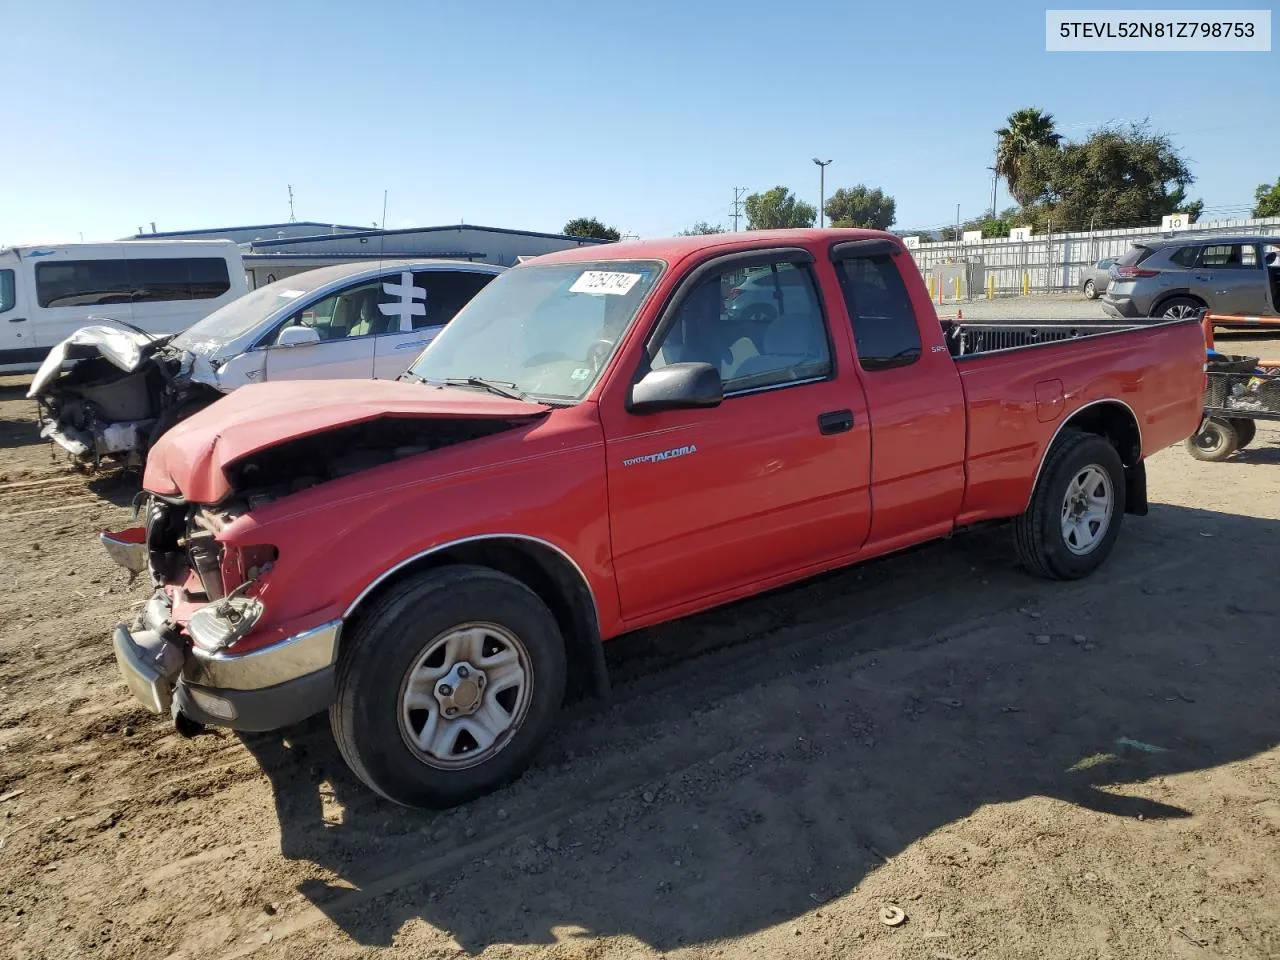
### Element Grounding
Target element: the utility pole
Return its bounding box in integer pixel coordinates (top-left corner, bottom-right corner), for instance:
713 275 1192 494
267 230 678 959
988 133 999 219
812 159 832 227
730 186 748 232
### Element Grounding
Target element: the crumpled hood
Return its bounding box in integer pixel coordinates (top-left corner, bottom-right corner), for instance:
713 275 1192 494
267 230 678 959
27 324 164 397
142 378 551 503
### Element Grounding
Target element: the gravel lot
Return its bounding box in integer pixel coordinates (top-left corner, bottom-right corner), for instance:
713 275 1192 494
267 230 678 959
2 313 1279 960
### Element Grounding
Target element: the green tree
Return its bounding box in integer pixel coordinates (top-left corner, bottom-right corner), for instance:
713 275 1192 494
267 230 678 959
1254 178 1280 218
1015 123 1200 231
996 107 1063 207
744 186 816 230
562 217 621 241
677 221 725 235
823 185 896 229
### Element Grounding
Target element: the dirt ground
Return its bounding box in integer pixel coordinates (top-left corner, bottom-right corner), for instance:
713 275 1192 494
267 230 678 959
2 321 1279 960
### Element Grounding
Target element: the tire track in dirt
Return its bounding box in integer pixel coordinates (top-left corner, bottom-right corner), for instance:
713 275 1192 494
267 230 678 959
208 539 1201 958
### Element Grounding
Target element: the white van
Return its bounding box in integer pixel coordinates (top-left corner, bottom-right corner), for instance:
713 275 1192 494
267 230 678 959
0 240 248 373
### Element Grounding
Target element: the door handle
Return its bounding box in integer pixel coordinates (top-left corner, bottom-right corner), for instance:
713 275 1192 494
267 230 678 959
817 409 854 435
1194 275 1210 282
8 317 25 323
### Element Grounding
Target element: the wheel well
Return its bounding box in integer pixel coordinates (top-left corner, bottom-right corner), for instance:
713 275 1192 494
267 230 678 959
1149 291 1205 316
1063 402 1141 465
1058 401 1147 515
344 539 608 704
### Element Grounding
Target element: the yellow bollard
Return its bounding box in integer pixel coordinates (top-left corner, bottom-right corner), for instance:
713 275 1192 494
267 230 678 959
987 275 995 300
1022 272 1030 296
928 275 936 300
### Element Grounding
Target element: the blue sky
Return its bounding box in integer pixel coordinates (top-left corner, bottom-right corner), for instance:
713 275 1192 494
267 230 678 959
4 0 1275 244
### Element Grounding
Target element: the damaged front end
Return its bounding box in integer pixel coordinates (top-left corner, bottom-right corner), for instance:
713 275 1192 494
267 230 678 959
104 408 537 733
28 325 219 469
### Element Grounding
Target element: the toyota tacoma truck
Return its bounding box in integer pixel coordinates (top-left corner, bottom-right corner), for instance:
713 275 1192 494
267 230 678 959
103 229 1206 809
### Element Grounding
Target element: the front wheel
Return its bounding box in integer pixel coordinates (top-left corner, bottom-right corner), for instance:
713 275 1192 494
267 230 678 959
330 565 567 808
1083 279 1097 299
1184 417 1239 462
1014 431 1126 580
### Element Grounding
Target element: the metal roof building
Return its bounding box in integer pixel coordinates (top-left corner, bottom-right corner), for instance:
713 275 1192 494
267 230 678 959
125 222 611 287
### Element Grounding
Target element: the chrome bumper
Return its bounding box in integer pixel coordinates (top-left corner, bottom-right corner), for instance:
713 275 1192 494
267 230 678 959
112 590 342 726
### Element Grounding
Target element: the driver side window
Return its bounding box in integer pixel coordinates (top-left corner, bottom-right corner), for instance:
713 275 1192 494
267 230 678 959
650 261 831 394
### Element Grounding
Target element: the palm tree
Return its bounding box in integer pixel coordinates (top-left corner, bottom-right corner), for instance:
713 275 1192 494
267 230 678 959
996 108 1062 206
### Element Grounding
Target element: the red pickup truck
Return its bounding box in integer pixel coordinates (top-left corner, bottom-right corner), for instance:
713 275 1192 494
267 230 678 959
105 229 1205 808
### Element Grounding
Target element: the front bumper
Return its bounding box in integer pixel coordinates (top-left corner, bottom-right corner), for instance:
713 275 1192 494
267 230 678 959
112 596 341 731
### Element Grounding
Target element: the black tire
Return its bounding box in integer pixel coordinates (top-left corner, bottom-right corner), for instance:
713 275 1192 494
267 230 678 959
330 565 567 809
1229 417 1257 449
1083 279 1097 299
1184 417 1239 462
1151 295 1206 321
1014 431 1126 581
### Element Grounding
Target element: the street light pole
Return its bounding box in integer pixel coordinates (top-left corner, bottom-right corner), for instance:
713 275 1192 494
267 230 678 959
812 158 832 227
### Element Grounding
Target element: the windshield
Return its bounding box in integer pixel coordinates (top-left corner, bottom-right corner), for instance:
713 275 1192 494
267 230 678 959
171 275 321 348
408 259 664 401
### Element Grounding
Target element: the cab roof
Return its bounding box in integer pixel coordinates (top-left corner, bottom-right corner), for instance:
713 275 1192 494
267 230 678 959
525 228 905 268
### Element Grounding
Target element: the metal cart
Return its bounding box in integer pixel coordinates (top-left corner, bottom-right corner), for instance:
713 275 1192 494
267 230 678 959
1186 356 1280 461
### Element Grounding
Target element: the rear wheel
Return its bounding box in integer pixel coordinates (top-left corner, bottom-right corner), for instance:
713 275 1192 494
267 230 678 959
1014 431 1126 580
330 565 566 809
1152 296 1205 321
1185 417 1240 462
1083 279 1097 299
1229 417 1257 449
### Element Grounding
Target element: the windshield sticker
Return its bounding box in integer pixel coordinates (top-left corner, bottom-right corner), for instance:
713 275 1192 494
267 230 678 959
569 271 642 296
570 366 592 381
380 271 428 331
276 289 305 300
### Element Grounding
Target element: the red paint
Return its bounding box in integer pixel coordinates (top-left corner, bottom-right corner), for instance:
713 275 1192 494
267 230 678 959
142 229 1207 655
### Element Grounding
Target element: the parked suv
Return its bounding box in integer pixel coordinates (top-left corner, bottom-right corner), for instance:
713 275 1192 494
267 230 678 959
1101 235 1280 324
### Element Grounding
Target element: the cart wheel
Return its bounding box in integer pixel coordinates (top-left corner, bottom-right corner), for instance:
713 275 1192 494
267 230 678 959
1228 418 1257 449
1185 418 1239 462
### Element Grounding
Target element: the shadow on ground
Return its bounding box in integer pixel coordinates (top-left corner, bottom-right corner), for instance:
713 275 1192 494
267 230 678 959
236 499 1280 953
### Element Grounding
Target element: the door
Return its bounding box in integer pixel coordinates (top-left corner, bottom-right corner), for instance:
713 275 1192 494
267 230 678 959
1191 242 1270 315
0 264 38 367
831 250 967 548
30 251 135 347
601 254 872 621
263 280 378 381
373 269 496 379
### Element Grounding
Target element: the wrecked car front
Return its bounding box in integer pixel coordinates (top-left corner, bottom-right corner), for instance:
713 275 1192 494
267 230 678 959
104 377 606 732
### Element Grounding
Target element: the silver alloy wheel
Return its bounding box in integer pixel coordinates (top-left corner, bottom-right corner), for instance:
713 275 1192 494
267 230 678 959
1083 279 1095 298
1162 303 1200 319
398 622 533 769
1060 465 1114 556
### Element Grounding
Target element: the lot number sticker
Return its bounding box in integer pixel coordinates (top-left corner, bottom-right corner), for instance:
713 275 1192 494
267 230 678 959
570 271 642 296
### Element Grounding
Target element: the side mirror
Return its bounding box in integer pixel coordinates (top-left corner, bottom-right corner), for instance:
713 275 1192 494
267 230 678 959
276 325 320 347
628 362 723 414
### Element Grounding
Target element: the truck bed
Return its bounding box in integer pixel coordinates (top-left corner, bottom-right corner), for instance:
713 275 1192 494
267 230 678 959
942 318 1149 358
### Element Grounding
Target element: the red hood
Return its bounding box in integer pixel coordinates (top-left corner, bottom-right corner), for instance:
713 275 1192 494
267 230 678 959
143 379 550 503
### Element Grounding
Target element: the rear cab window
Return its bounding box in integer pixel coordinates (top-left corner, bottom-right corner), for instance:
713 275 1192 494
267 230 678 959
833 254 921 371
